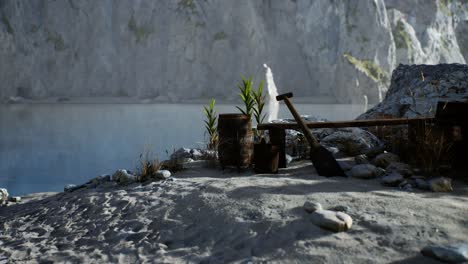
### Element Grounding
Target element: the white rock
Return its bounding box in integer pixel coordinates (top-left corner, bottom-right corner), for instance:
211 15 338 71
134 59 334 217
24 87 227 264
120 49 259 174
303 201 322 213
421 243 468 263
112 169 136 185
155 170 171 180
64 184 79 192
0 188 9 204
349 164 379 179
429 177 453 192
8 196 21 203
310 209 353 232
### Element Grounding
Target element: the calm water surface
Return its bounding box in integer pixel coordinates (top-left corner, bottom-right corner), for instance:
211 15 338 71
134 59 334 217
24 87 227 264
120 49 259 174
1 103 367 195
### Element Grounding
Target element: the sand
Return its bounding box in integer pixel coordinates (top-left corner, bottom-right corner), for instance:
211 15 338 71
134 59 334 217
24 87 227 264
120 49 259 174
1 161 467 263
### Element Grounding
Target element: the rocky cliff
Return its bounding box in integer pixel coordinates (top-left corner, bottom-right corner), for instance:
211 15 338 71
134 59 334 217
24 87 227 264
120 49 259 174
0 0 466 103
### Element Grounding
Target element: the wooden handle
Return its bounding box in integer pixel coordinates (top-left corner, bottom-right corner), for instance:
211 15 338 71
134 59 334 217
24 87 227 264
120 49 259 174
282 97 320 148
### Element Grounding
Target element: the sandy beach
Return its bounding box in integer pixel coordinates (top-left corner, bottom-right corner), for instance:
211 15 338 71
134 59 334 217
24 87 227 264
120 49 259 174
1 161 467 263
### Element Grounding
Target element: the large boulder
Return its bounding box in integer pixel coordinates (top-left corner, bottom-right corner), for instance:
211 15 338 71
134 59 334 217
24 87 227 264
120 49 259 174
359 64 468 120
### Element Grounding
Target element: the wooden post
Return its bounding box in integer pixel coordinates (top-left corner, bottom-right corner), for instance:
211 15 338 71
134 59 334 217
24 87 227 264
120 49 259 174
269 128 286 168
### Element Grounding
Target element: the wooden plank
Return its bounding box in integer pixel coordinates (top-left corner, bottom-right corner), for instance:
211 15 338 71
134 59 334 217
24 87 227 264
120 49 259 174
257 117 435 130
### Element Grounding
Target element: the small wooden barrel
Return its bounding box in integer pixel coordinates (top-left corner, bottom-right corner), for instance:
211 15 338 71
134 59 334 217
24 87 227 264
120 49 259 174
217 114 253 169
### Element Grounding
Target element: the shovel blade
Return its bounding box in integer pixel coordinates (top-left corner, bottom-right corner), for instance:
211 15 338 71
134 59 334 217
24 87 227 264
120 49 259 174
310 146 346 177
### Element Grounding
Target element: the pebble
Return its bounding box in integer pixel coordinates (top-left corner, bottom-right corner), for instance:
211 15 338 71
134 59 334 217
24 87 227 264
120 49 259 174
112 169 137 185
155 170 171 180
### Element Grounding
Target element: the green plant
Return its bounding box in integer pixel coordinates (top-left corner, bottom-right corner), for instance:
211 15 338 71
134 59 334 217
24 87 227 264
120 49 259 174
203 98 218 150
236 75 255 117
252 80 266 125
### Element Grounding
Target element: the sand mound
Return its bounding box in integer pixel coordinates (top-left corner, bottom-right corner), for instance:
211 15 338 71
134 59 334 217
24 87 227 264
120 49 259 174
1 161 467 263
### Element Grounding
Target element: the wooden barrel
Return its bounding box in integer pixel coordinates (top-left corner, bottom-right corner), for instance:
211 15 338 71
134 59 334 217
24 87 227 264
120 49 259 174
217 114 253 169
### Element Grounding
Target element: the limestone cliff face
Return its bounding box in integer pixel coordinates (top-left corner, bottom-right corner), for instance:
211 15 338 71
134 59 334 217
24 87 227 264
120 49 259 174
0 0 466 103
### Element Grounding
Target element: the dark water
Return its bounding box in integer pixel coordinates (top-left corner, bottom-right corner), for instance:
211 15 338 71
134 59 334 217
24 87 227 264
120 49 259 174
0 103 367 195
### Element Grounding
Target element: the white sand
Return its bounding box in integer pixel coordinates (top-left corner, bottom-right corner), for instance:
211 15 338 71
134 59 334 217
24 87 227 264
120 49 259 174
1 161 467 263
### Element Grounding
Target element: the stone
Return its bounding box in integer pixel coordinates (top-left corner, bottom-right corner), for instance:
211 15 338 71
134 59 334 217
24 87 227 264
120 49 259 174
303 201 322 213
421 243 468 263
385 162 413 177
87 174 111 187
337 160 354 171
373 152 400 168
381 172 404 186
170 148 193 161
0 188 9 204
8 196 21 203
64 184 80 192
359 64 468 121
354 154 369 164
365 145 385 159
375 167 386 177
155 170 171 180
330 205 350 213
310 209 353 232
428 177 453 192
321 128 382 156
349 164 380 179
414 178 430 191
112 169 136 185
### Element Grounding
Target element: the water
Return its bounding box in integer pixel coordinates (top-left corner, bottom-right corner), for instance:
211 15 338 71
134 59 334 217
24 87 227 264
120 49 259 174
264 64 279 122
1 103 367 195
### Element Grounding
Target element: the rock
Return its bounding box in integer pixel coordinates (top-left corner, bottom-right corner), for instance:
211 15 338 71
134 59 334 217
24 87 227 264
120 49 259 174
359 64 468 120
354 154 369 164
330 205 350 213
413 177 430 191
365 145 385 159
375 167 386 177
381 172 404 186
0 188 9 204
429 177 453 192
349 164 380 179
337 160 354 171
170 148 193 161
303 201 322 213
321 128 382 156
155 170 171 180
285 154 293 165
8 196 21 203
112 169 136 185
87 174 111 187
373 152 400 168
310 209 353 232
421 243 468 263
64 184 80 192
385 162 413 177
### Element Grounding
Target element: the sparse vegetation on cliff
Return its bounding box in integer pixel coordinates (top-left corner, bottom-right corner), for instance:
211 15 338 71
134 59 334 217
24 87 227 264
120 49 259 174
1 13 14 35
46 31 66 51
343 53 386 83
128 15 153 43
393 20 412 50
